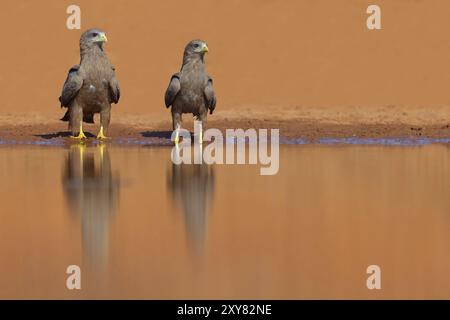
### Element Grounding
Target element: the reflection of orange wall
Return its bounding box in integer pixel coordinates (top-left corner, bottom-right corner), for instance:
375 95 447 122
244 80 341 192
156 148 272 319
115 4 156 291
0 148 82 299
106 146 450 299
0 0 449 116
2 146 450 299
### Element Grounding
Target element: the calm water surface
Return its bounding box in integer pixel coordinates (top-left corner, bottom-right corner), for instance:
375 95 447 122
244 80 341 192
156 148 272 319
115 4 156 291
1 143 450 299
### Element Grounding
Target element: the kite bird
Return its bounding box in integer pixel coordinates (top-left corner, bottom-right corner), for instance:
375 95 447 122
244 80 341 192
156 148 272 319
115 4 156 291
164 39 216 144
59 28 120 139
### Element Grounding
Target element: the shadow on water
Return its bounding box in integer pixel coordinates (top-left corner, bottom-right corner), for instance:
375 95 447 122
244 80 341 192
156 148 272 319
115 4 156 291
62 143 120 271
167 152 215 254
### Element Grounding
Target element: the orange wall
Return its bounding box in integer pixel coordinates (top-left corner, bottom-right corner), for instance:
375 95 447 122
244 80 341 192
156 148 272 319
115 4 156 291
0 0 448 116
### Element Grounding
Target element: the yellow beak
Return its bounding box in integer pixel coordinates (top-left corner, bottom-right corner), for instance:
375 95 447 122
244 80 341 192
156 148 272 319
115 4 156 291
201 44 209 53
100 34 108 42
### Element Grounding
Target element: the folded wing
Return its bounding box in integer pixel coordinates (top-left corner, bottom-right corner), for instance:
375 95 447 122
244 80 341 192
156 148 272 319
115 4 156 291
204 77 216 115
59 65 83 108
164 73 181 108
109 66 120 104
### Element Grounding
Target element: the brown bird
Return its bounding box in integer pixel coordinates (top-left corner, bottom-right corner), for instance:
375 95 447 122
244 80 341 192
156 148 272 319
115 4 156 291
164 40 216 143
59 28 120 139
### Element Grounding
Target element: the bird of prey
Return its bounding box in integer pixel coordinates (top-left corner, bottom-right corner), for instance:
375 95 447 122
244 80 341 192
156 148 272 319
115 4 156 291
59 28 120 139
164 39 216 144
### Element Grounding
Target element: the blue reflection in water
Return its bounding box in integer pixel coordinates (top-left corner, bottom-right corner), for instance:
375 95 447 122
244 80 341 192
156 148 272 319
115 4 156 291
1 136 450 147
280 137 450 146
316 137 450 146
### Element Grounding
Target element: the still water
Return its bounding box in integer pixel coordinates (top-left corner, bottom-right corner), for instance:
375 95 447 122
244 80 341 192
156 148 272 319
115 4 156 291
1 143 450 299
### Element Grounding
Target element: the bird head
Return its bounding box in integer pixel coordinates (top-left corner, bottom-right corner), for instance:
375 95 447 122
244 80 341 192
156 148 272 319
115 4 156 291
80 28 108 51
184 40 209 60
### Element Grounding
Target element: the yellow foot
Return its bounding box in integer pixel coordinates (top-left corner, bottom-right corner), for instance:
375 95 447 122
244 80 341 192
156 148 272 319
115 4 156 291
71 124 87 139
97 127 109 140
71 131 87 139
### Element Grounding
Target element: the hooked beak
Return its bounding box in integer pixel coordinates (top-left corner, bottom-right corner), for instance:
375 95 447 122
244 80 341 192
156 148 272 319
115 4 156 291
201 44 209 53
99 33 108 42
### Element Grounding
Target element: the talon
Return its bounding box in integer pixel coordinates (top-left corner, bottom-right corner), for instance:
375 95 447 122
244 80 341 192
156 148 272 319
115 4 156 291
97 126 109 140
71 125 87 139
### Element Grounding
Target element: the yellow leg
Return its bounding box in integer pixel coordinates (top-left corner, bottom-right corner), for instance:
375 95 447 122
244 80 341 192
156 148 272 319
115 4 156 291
174 128 180 144
97 126 108 140
72 123 87 139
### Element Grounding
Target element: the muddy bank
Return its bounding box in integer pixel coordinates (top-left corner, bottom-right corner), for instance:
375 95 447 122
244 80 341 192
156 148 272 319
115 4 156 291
1 106 450 145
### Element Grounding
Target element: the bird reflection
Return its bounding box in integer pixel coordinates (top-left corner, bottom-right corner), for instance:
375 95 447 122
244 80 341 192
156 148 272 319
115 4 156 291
168 147 215 253
62 143 120 271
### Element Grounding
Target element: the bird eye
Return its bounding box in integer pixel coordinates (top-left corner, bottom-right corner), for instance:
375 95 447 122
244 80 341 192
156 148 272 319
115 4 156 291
194 43 200 48
91 33 98 37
